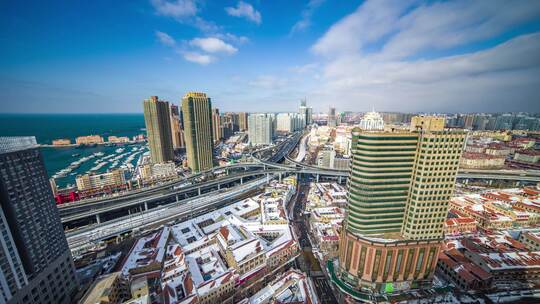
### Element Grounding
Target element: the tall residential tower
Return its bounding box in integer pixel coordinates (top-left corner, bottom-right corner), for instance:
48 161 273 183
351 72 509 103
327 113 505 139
181 92 214 172
143 96 174 163
0 137 79 303
298 99 313 126
248 114 274 145
211 108 222 143
169 104 185 149
238 112 249 131
335 116 466 296
328 106 337 127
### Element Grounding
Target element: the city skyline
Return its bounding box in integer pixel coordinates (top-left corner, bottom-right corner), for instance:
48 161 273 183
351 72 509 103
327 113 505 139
1 0 540 114
2 2 540 303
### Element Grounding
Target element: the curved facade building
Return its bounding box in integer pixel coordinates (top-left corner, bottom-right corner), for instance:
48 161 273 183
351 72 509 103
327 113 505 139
335 117 467 296
346 130 418 235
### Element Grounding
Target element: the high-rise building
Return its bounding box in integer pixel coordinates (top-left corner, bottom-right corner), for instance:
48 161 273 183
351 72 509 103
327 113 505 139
212 108 222 143
336 117 466 295
169 104 185 149
473 115 489 130
143 96 174 164
181 92 214 172
298 99 313 126
220 120 234 140
0 137 79 303
276 113 305 133
238 112 249 131
494 114 515 130
328 106 337 127
223 113 240 132
463 114 475 129
248 114 274 145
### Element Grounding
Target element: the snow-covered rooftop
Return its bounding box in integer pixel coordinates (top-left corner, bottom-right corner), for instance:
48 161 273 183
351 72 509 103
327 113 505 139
247 269 319 304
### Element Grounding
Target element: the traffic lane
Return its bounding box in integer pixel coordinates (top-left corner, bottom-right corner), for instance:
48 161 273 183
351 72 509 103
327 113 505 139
314 277 338 304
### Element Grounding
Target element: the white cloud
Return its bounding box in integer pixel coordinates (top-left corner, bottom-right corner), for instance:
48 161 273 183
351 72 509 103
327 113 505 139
313 0 540 59
193 16 221 33
248 75 288 89
190 37 238 55
225 1 262 25
155 31 176 47
150 0 198 19
182 52 215 65
150 0 246 65
150 0 220 33
216 33 249 45
290 63 319 74
291 0 325 34
322 33 540 86
378 0 540 60
306 0 540 112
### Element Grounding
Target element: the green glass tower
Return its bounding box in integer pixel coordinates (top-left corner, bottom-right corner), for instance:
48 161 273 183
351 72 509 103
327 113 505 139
181 92 214 172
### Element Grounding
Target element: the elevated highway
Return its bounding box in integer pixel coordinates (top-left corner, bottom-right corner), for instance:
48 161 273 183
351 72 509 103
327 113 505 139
60 160 540 229
60 170 279 224
67 177 269 255
60 132 540 230
63 131 540 254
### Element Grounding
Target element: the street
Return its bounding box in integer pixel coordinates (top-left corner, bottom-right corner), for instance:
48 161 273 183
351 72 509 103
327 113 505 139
291 179 338 304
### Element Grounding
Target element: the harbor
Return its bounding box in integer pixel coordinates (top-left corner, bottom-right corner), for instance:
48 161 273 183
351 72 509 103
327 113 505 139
39 138 146 148
43 143 148 188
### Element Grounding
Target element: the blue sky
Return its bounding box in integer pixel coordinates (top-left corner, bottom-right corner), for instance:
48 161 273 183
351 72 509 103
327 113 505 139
1 0 540 113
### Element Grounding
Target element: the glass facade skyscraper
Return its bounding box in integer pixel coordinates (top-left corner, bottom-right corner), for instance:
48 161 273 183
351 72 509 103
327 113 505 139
0 137 78 304
336 117 466 294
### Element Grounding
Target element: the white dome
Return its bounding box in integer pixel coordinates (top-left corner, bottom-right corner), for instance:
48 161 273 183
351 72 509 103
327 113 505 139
359 111 384 130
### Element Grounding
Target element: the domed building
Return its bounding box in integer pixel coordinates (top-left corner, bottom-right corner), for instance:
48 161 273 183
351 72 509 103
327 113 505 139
359 111 385 130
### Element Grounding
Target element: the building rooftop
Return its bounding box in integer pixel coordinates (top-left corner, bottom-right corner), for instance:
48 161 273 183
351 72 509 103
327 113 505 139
121 227 170 276
516 149 540 156
462 152 505 159
0 136 37 153
122 179 299 303
479 251 540 270
80 272 122 304
245 269 319 304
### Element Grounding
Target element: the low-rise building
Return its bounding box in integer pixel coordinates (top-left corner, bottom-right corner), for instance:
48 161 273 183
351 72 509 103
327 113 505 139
139 162 177 183
439 231 540 291
519 231 540 251
514 149 540 164
240 269 319 304
108 135 130 143
444 217 478 235
52 138 71 146
484 143 513 156
76 134 104 145
76 169 126 192
306 183 346 261
437 249 492 291
121 227 170 276
80 272 129 304
460 152 506 169
120 179 300 303
449 187 540 230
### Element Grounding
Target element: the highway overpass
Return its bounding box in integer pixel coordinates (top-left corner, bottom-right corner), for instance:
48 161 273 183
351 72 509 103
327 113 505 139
66 177 270 255
59 132 540 231
62 131 540 254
